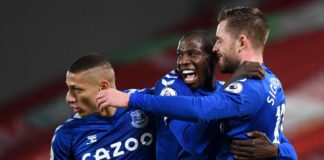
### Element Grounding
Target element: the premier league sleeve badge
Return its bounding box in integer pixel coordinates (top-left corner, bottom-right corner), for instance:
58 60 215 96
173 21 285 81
160 87 177 96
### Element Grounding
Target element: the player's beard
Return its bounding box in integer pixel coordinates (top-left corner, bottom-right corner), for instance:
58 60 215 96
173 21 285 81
220 51 240 74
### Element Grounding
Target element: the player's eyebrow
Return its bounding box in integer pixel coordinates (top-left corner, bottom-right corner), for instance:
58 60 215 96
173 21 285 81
68 84 79 90
188 48 201 53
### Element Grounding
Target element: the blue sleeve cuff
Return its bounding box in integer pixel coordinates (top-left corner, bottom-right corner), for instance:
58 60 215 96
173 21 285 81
277 143 297 160
277 144 285 159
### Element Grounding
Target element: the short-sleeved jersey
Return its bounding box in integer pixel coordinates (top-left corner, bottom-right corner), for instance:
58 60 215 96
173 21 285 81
51 89 156 160
129 64 297 159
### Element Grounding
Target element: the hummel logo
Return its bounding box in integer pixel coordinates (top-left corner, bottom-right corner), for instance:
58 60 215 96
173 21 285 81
86 134 97 145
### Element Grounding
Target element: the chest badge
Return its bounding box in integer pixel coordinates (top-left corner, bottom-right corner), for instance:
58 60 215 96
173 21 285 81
130 110 149 128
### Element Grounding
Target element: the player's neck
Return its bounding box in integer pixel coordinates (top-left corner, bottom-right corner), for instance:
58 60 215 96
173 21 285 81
200 76 216 91
98 107 117 117
241 50 263 64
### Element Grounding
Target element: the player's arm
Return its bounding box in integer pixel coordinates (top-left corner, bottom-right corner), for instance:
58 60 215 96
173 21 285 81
96 79 265 122
96 62 265 122
231 131 297 160
127 79 265 122
50 127 72 160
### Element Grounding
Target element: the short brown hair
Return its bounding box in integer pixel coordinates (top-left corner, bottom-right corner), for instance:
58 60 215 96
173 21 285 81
218 7 269 49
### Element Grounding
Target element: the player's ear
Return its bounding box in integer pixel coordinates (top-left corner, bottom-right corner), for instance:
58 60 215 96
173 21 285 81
238 34 248 53
99 80 110 90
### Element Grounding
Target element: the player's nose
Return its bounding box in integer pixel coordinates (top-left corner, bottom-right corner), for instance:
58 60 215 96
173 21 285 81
212 44 219 54
66 91 76 103
178 54 190 65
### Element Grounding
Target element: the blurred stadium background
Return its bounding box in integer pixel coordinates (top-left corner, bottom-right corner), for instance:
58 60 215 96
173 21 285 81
1 0 324 159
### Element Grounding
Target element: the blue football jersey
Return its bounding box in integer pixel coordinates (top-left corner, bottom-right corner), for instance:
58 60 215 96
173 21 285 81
153 70 192 160
154 70 223 159
129 64 297 159
51 89 156 160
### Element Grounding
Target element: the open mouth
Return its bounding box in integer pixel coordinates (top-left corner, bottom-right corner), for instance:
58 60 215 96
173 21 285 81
181 69 197 84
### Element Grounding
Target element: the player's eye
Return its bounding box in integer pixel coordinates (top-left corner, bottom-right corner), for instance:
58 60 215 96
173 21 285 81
177 52 183 58
189 51 200 57
70 87 83 94
75 88 83 94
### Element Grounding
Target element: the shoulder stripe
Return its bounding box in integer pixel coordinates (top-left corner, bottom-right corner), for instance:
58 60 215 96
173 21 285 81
218 81 225 85
238 78 247 82
170 70 176 74
54 125 64 133
162 79 175 86
165 74 178 79
127 89 138 93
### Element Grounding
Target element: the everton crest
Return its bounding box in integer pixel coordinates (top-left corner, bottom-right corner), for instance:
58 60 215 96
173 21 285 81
130 110 149 128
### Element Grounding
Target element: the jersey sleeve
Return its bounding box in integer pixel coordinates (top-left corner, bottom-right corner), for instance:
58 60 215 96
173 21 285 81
50 126 72 160
276 133 297 160
129 79 265 122
154 70 219 155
